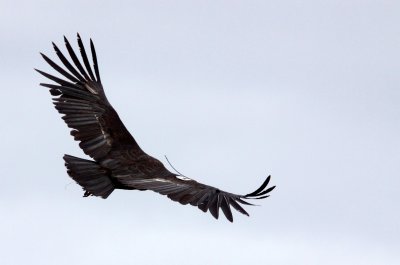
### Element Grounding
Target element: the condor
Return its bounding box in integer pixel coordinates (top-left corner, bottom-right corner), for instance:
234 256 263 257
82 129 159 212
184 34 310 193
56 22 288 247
36 34 275 222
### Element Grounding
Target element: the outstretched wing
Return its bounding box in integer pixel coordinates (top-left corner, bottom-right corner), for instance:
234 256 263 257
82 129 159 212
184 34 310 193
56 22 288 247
36 34 143 161
116 174 275 222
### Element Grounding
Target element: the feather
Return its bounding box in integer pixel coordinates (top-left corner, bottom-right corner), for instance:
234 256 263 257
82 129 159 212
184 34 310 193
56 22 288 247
207 195 219 219
77 33 96 81
198 201 209 213
41 83 96 101
64 36 90 80
90 38 101 83
254 195 270 199
244 175 271 197
252 185 276 197
40 53 79 83
167 187 193 202
236 198 255 206
220 195 233 222
35 69 75 87
52 42 86 82
229 198 249 216
187 190 208 206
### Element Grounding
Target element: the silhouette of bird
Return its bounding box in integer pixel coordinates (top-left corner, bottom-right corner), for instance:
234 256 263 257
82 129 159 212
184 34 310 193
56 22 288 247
36 34 276 222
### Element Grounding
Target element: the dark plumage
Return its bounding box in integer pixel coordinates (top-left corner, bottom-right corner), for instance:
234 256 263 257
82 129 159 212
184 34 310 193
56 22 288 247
36 34 276 222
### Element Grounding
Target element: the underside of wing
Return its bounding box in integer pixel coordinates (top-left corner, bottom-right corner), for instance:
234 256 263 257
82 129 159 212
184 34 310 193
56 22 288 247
36 34 142 161
116 174 276 222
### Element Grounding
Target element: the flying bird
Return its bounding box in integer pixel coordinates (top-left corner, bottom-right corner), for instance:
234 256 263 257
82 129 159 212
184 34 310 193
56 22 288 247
36 34 276 222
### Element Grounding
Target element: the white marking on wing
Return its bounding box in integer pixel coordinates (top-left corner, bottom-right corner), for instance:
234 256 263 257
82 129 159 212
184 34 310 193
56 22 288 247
176 175 192 181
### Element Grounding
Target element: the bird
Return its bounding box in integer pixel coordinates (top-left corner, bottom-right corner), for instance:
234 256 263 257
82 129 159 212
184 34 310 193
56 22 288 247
35 34 276 222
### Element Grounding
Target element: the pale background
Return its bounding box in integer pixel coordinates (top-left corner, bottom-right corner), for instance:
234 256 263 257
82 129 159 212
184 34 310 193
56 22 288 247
0 1 399 264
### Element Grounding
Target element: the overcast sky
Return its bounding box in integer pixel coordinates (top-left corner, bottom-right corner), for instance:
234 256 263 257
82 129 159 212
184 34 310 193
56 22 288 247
1 0 399 264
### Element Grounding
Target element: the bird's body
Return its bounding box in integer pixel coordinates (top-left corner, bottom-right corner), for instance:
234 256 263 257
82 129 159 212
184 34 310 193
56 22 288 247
36 34 275 222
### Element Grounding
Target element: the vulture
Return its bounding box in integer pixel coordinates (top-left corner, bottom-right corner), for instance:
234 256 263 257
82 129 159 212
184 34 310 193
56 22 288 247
36 34 276 222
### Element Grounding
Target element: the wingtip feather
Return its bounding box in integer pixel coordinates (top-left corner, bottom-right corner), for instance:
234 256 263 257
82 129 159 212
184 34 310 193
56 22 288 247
243 175 275 199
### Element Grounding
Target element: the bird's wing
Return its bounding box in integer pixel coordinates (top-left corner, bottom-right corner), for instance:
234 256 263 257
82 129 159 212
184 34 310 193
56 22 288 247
116 173 275 222
36 34 144 161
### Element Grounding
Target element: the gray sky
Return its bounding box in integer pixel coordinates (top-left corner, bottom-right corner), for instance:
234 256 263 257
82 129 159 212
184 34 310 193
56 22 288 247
1 0 399 264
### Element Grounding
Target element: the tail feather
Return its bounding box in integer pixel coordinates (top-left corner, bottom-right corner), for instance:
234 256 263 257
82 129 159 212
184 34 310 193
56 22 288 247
64 154 114 198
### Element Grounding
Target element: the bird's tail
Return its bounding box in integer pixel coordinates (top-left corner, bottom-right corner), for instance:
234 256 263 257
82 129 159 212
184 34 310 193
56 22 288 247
63 154 114 199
